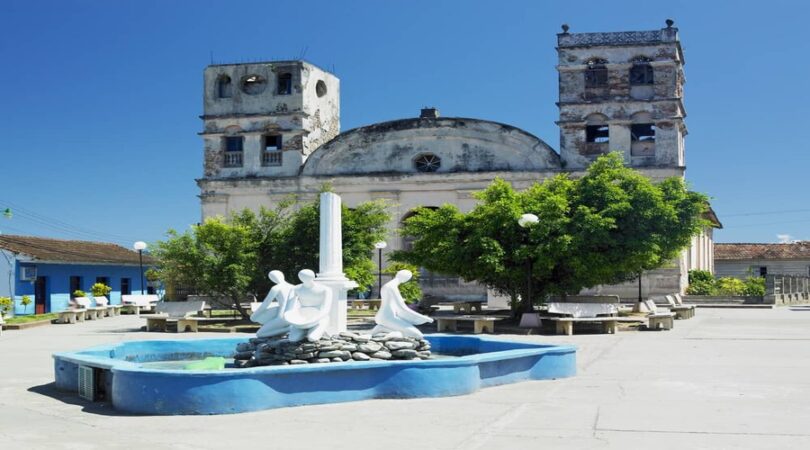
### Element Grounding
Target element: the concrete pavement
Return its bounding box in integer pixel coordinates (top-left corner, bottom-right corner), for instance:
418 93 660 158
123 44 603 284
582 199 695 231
1 307 809 449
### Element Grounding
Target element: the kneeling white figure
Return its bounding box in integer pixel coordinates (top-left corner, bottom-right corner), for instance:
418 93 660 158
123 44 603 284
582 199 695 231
372 269 433 339
284 269 332 342
251 270 294 338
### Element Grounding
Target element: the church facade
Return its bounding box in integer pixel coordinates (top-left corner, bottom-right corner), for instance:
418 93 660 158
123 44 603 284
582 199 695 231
196 22 718 301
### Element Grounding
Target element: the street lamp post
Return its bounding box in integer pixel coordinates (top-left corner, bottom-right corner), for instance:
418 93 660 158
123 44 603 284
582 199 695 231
374 241 387 299
518 214 539 314
133 241 147 295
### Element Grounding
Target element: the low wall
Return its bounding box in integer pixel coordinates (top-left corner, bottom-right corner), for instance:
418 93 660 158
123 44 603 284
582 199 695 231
764 275 810 305
683 295 764 305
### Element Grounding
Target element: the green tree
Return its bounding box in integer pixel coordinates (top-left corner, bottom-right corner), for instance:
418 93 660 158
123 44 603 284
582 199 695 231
394 152 708 313
20 295 31 314
152 217 256 318
153 195 390 317
383 262 423 304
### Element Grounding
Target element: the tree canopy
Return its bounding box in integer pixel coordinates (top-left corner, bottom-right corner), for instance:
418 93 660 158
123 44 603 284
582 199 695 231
152 196 390 318
393 152 709 312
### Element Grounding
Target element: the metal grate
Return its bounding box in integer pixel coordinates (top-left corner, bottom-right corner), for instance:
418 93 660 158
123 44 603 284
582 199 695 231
78 365 96 401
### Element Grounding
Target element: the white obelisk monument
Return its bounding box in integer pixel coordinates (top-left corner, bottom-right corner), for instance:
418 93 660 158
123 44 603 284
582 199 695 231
316 192 358 335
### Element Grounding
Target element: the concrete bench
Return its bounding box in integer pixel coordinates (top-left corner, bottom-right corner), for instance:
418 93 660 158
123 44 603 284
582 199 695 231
350 299 381 310
661 295 695 319
121 294 160 314
436 315 504 334
57 309 83 324
145 300 207 333
541 302 622 335
643 299 675 330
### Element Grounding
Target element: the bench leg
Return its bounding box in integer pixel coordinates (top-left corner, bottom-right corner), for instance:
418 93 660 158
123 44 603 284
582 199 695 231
474 321 484 334
555 321 572 335
69 314 77 324
437 320 447 332
603 321 616 334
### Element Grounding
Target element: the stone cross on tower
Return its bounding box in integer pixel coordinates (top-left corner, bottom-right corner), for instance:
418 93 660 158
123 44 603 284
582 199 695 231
315 192 358 334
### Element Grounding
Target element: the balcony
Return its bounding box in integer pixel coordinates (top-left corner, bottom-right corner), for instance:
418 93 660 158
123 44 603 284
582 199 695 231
223 151 243 168
262 151 282 167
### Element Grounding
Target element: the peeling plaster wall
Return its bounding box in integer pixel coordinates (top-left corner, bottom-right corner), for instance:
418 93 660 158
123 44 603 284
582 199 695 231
557 26 686 171
201 61 339 180
302 118 561 176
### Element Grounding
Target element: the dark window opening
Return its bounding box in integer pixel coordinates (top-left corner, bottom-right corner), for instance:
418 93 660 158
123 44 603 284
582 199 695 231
262 135 283 166
630 63 654 85
315 80 327 97
414 153 441 172
631 124 655 142
754 266 767 277
146 285 156 295
586 125 609 143
217 76 232 98
584 59 608 88
96 276 109 286
121 278 131 296
70 276 82 296
241 75 267 95
277 73 292 95
225 136 243 152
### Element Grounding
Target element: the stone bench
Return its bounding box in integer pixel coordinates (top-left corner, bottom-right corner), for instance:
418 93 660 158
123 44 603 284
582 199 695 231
435 315 504 334
145 300 207 333
642 299 675 330
57 309 84 324
545 316 620 335
350 300 381 310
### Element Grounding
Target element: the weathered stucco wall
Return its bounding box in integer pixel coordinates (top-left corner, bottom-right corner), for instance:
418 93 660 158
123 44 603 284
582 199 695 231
302 117 561 176
715 260 810 279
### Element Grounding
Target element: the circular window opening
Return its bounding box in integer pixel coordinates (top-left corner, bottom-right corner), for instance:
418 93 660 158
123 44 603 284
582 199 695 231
315 80 327 98
414 153 441 172
241 75 267 95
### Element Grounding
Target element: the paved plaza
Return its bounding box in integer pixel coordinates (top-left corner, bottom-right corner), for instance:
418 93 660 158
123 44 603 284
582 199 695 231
1 307 809 449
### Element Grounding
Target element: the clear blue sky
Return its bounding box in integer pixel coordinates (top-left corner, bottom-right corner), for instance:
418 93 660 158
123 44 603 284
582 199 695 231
1 0 809 247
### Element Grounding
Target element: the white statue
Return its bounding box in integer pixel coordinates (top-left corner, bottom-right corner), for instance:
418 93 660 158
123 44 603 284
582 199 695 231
284 269 333 342
372 270 433 339
251 270 294 338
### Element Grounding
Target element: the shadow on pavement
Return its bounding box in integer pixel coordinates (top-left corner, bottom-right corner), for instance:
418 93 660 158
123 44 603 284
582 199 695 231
27 382 130 417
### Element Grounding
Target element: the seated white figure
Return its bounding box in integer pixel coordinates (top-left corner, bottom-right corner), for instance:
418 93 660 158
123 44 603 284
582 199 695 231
251 270 294 338
372 270 433 339
283 269 332 342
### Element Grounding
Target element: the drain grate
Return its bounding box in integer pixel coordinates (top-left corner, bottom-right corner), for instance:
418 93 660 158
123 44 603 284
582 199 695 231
78 365 96 401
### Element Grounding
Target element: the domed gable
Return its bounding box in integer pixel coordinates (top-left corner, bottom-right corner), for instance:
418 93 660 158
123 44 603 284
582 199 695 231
301 117 561 176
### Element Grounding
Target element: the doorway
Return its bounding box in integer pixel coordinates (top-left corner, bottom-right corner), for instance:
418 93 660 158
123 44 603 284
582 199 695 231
34 276 48 314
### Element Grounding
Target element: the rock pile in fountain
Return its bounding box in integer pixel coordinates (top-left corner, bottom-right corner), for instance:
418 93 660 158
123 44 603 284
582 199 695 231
234 331 431 367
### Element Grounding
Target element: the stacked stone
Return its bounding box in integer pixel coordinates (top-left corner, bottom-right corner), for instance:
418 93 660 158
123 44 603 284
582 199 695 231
234 331 431 367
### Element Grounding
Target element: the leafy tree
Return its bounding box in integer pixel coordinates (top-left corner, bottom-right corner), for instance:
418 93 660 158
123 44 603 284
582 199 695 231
153 217 256 318
383 262 423 304
0 296 11 316
153 195 390 318
394 152 708 313
20 295 31 314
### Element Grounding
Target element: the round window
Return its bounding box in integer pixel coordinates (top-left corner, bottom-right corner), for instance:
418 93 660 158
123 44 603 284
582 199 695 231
315 80 327 97
241 75 267 95
414 153 441 172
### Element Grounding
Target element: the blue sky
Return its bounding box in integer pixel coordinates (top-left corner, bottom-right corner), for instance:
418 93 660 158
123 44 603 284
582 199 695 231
1 0 809 247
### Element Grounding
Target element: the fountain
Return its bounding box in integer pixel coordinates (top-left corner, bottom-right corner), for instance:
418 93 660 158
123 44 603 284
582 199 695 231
52 193 576 415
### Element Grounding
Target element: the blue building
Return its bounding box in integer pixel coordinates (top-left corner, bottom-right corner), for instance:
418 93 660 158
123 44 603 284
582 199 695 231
0 235 154 315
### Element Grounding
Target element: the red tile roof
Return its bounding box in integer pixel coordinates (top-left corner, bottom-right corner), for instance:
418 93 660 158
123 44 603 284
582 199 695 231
715 242 810 261
0 234 152 265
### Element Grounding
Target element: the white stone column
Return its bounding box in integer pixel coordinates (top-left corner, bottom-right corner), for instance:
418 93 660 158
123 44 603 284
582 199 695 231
315 192 358 335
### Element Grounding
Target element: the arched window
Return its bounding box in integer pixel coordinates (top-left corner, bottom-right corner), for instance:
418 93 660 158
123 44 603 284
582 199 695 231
630 112 656 159
584 58 608 88
217 75 232 98
629 57 654 85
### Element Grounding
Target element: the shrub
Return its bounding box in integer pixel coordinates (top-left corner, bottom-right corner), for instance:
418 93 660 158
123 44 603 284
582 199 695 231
90 283 112 297
686 270 716 295
73 290 86 298
0 296 12 315
742 276 766 296
20 295 32 313
715 277 746 296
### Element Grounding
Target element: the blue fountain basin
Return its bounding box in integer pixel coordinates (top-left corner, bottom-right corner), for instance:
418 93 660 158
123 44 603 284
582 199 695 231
53 334 576 415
